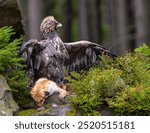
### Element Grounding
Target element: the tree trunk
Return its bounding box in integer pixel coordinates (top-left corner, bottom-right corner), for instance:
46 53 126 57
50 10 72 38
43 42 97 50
63 0 72 42
78 0 89 40
115 0 129 54
134 0 150 47
88 0 101 43
103 0 117 53
28 0 43 40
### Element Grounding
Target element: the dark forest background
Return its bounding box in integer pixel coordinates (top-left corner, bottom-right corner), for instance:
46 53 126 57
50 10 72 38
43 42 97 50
18 0 150 55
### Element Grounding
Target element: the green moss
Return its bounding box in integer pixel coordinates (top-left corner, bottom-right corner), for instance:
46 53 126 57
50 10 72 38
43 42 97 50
66 105 77 116
18 108 51 116
18 109 38 116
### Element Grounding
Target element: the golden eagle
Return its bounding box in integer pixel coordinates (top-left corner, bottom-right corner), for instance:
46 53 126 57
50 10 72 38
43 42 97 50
20 16 116 86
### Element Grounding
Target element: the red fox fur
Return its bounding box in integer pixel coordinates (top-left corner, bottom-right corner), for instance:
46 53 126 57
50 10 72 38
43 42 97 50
30 78 69 107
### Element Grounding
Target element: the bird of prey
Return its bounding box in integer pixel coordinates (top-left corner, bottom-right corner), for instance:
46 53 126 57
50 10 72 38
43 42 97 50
20 16 116 87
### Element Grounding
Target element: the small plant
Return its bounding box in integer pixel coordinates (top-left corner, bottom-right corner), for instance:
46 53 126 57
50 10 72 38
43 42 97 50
134 44 150 57
134 44 150 70
66 68 123 115
115 53 150 87
66 44 150 115
0 26 29 107
108 86 150 115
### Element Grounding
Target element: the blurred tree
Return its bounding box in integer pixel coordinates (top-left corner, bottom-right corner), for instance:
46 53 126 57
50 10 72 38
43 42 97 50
115 0 129 54
63 0 72 42
134 0 150 46
78 0 89 40
28 0 44 40
18 0 150 55
88 0 101 43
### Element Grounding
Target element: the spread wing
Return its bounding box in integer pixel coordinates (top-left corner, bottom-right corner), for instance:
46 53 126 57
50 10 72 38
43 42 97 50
64 41 117 72
20 39 65 84
20 39 47 71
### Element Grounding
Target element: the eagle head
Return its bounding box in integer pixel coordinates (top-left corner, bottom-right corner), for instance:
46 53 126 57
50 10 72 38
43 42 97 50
40 16 62 37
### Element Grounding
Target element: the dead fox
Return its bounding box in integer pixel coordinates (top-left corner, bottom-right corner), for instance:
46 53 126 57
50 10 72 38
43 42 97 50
30 78 69 107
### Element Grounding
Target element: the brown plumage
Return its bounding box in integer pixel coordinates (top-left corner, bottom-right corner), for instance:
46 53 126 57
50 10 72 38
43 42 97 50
20 16 117 87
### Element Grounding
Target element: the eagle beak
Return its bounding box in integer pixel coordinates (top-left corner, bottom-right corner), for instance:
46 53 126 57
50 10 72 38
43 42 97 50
56 23 62 31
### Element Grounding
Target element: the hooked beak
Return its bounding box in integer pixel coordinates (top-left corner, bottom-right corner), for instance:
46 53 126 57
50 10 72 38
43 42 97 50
56 23 62 31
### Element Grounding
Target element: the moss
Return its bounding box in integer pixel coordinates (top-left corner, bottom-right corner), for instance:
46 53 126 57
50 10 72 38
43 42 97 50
18 104 51 116
18 109 38 116
66 105 77 116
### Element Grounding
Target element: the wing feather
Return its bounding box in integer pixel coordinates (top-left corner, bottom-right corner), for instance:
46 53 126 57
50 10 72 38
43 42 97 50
64 41 117 72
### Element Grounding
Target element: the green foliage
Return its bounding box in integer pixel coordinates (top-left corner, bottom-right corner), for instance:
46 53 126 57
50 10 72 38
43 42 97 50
108 86 150 115
134 44 150 57
115 54 150 87
66 44 150 115
106 44 150 115
0 26 29 107
66 68 122 115
134 44 150 70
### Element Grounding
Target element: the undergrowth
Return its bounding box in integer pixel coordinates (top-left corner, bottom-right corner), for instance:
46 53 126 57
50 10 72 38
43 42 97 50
66 44 150 115
0 26 30 108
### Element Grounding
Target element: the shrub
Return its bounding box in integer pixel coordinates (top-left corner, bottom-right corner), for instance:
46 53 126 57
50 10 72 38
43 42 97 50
134 44 150 70
66 68 123 115
0 26 29 107
108 86 150 115
66 44 150 115
134 44 150 57
115 53 150 87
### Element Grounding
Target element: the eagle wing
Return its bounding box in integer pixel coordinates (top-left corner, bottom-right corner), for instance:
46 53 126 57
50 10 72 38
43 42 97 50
64 41 117 72
20 39 47 70
20 39 65 83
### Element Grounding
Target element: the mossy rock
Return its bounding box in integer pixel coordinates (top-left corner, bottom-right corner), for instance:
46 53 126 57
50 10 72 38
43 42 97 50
18 103 71 116
18 109 38 116
0 74 19 116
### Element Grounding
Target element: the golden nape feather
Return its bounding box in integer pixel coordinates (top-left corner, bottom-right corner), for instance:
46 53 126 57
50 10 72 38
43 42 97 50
40 16 62 38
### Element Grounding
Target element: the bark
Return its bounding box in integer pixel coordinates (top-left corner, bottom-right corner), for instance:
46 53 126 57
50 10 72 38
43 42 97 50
115 0 129 54
88 0 101 43
78 0 89 40
105 0 118 53
63 0 72 42
134 0 150 47
28 0 43 40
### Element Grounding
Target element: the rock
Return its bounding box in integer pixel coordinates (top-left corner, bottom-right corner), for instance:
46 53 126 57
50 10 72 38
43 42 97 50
0 75 19 116
18 104 71 116
0 0 24 38
18 93 72 116
39 93 71 116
